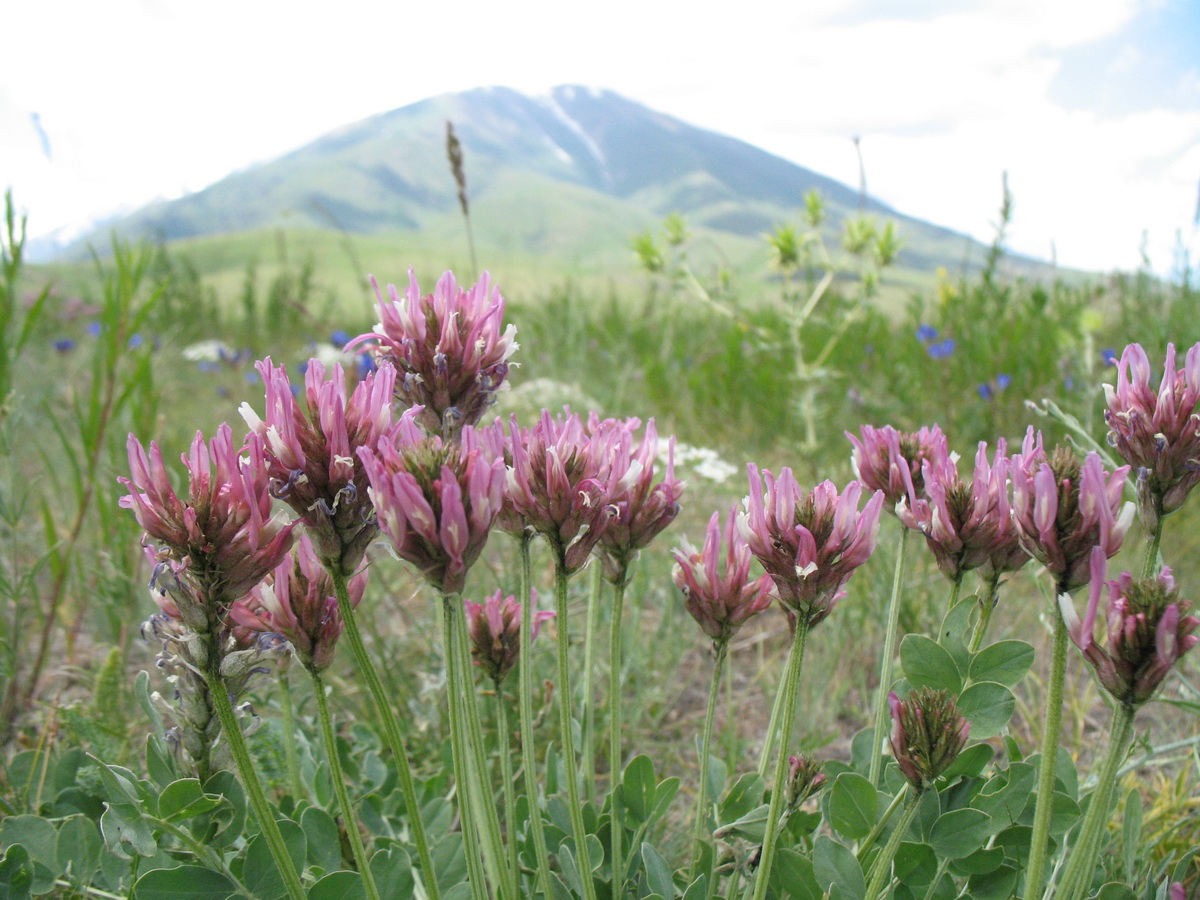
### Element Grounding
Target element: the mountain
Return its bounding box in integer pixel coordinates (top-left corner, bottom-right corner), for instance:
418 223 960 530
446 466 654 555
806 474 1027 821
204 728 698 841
79 85 1030 285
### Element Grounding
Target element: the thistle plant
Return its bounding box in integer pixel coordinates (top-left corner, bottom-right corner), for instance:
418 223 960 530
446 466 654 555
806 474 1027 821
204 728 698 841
673 504 774 894
119 426 304 900
848 423 949 786
1104 342 1200 573
740 466 883 900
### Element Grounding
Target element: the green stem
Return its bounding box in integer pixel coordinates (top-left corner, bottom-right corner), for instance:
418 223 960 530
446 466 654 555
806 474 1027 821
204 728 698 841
756 642 788 780
723 648 735 760
495 684 520 889
517 535 554 899
582 564 601 802
747 615 811 900
968 575 1001 654
856 786 906 863
1054 703 1136 900
947 575 962 614
694 641 729 899
311 668 381 900
1142 512 1163 580
553 558 599 900
447 592 515 900
863 786 921 900
441 596 491 900
609 574 628 898
1023 603 1069 900
278 669 303 802
203 666 305 900
869 527 909 787
331 568 441 900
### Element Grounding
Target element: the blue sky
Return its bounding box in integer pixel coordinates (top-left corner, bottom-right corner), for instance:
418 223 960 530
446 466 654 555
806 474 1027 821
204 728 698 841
2 0 1197 274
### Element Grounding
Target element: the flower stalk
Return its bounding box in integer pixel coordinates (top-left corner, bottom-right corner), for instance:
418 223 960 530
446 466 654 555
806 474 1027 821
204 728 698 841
692 640 729 889
863 786 922 900
868 526 909 786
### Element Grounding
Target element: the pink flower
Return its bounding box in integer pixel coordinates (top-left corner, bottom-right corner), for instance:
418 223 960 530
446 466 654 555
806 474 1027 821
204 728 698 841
740 466 884 627
359 419 506 594
239 357 396 573
349 269 518 439
672 504 775 644
120 425 295 628
229 534 368 672
899 439 1029 582
1060 547 1199 706
1104 342 1200 524
505 409 622 575
847 424 950 510
595 416 685 584
1011 448 1134 593
463 590 554 683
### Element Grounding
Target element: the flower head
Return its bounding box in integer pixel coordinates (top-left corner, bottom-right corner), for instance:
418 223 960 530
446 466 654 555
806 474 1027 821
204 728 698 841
119 425 296 629
239 356 396 573
505 409 621 575
785 754 827 809
1060 547 1199 706
359 416 506 594
350 269 518 439
1011 447 1134 593
229 533 367 672
888 687 970 790
899 438 1030 582
740 466 883 627
672 504 775 645
594 416 685 584
847 424 950 510
1104 343 1200 527
463 590 555 683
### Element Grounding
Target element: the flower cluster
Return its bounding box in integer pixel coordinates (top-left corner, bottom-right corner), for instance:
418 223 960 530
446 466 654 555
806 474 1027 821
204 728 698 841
847 423 950 510
1104 342 1200 527
888 687 970 790
1060 548 1199 706
351 269 518 439
359 415 506 594
229 534 368 673
120 425 296 629
240 357 396 574
1011 447 1134 593
740 466 883 627
462 590 554 683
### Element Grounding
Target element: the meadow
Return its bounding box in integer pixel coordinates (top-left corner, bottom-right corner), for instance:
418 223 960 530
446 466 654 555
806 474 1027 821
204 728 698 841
1 186 1198 900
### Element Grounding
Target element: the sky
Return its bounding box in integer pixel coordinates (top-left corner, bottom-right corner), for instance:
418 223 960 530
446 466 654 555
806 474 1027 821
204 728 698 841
2 0 1198 275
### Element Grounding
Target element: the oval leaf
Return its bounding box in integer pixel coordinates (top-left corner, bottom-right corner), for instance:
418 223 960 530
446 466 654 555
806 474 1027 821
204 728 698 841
133 865 236 900
929 808 994 859
829 773 878 840
956 681 1015 739
969 641 1035 687
900 634 962 694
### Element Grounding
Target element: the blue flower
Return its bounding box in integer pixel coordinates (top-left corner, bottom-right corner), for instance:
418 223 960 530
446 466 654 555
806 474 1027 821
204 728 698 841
197 361 220 373
978 383 993 400
127 333 144 350
996 373 1011 390
916 323 939 343
357 352 377 380
330 329 350 348
927 339 955 359
1101 348 1117 366
86 322 102 336
53 338 76 353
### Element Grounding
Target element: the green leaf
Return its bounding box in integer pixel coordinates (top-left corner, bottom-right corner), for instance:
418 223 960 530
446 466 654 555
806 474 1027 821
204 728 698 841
966 863 1019 900
0 815 58 875
1121 787 1142 882
974 763 1036 828
956 681 1016 739
370 847 414 898
714 804 769 843
968 640 1035 687
202 771 246 849
652 778 681 823
243 819 306 900
829 773 878 840
0 844 33 900
681 874 709 900
158 779 221 821
951 846 1005 875
133 865 236 899
929 809 993 859
101 801 157 859
769 848 821 900
900 634 963 694
938 595 976 671
718 773 765 825
1045 792 1082 837
144 734 178 789
301 807 342 874
938 743 994 782
813 835 865 900
56 815 101 887
893 842 937 883
307 871 367 900
623 755 656 822
641 842 676 898
1093 884 1138 900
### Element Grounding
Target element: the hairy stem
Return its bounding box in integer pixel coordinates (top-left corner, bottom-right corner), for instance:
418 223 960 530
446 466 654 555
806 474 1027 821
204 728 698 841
609 573 628 897
869 526 909 786
863 786 922 900
693 640 729 896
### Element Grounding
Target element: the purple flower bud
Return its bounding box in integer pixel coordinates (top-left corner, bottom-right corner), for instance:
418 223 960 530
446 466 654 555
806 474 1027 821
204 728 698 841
847 424 950 511
785 754 826 808
463 590 554 683
672 504 774 644
740 466 883 627
1060 547 1199 706
888 687 970 789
